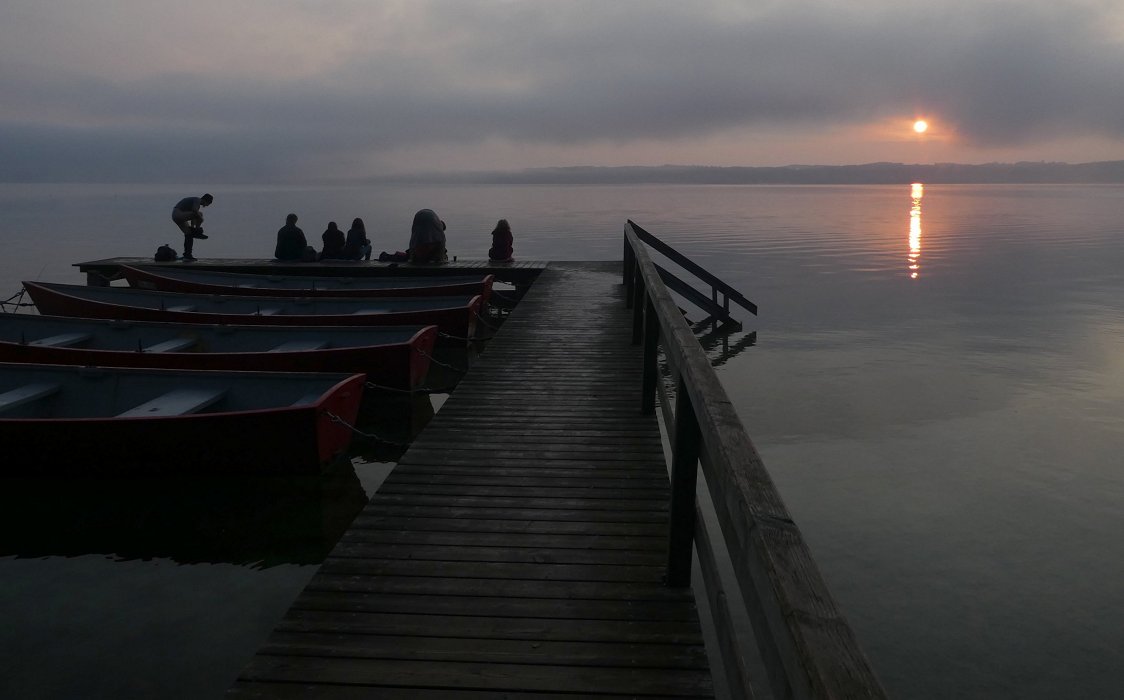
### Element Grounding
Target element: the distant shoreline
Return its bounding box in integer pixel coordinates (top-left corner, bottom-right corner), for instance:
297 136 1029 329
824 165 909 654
374 161 1124 186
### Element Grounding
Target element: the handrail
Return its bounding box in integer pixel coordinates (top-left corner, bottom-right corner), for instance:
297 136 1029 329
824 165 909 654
627 219 757 321
624 221 886 700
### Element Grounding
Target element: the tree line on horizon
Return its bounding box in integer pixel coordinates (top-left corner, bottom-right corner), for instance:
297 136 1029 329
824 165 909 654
391 160 1124 185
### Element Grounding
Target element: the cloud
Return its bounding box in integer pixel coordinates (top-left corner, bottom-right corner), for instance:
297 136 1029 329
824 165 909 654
1 0 1123 181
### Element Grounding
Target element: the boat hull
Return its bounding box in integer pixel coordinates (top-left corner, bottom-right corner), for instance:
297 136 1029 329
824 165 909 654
23 281 481 340
122 265 494 303
0 364 365 475
0 314 437 391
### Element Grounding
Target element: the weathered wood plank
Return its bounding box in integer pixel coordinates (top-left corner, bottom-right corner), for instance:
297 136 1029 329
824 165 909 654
362 503 668 523
347 514 667 537
368 492 667 511
338 529 663 551
377 483 670 501
303 573 696 602
316 558 666 583
373 456 666 469
230 682 672 699
259 631 710 667
237 655 713 696
401 444 665 459
289 591 696 621
384 468 670 486
275 609 703 644
327 541 666 566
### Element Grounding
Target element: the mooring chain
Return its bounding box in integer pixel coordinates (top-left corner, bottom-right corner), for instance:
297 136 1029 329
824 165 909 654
474 309 501 331
324 410 409 447
363 381 459 395
417 347 468 373
438 325 497 344
0 289 33 313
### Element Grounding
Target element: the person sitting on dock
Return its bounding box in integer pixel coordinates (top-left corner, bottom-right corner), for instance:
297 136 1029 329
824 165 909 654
409 208 448 264
488 219 514 262
343 218 372 260
171 193 213 261
320 221 346 260
274 213 308 261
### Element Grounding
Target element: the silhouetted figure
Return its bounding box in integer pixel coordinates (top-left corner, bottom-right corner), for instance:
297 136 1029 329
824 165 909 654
409 209 447 263
320 221 346 260
274 213 308 260
343 218 371 260
488 219 514 262
171 193 213 261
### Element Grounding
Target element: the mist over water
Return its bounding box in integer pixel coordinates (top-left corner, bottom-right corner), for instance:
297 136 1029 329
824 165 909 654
2 182 1123 698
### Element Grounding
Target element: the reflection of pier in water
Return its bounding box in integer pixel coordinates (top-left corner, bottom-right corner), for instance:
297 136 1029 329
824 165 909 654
0 469 370 567
0 393 441 568
693 320 757 368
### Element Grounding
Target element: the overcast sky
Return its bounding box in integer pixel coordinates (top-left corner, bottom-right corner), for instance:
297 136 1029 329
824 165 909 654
2 0 1123 182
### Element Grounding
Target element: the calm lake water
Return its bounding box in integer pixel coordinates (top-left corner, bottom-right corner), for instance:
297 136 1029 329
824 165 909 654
1 182 1122 698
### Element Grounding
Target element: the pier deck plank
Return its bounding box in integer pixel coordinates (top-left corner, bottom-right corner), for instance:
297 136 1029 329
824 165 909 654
229 261 714 698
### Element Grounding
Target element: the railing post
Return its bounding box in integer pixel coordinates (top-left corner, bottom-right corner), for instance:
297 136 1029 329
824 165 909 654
641 296 659 415
631 274 645 345
665 375 700 587
623 232 635 296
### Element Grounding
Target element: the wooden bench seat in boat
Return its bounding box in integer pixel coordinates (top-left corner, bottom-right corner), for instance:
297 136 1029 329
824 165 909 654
0 382 61 413
142 338 196 353
118 388 227 417
267 339 329 353
291 393 323 406
28 332 93 348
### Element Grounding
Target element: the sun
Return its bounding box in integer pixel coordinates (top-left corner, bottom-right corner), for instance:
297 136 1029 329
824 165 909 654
913 119 929 134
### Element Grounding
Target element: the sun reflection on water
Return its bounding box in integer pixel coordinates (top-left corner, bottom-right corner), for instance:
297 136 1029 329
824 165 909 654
909 182 923 279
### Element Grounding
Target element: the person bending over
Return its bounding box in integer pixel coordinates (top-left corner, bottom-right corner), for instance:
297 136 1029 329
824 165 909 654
171 193 213 261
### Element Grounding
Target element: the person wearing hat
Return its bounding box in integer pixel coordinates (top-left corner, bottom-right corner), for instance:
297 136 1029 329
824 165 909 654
171 193 213 261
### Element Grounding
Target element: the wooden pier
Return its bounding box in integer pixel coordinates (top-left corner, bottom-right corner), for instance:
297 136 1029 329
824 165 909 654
77 236 886 698
228 261 714 697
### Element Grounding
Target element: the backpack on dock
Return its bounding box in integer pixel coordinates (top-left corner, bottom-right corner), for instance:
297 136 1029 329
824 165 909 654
154 244 177 262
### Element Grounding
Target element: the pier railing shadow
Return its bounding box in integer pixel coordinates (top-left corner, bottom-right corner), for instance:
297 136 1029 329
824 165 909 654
624 221 887 700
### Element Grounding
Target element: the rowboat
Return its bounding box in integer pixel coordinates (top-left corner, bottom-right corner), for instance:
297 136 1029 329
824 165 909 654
0 363 365 475
0 313 437 391
22 281 482 340
121 265 494 302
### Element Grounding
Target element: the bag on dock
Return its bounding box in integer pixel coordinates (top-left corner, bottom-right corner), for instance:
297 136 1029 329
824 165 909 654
154 245 177 262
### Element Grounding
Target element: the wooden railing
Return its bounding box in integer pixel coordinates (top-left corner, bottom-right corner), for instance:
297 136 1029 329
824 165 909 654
624 219 757 327
623 221 887 700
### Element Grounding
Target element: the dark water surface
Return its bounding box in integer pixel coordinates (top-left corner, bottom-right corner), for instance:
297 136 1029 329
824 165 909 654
1 183 1122 698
